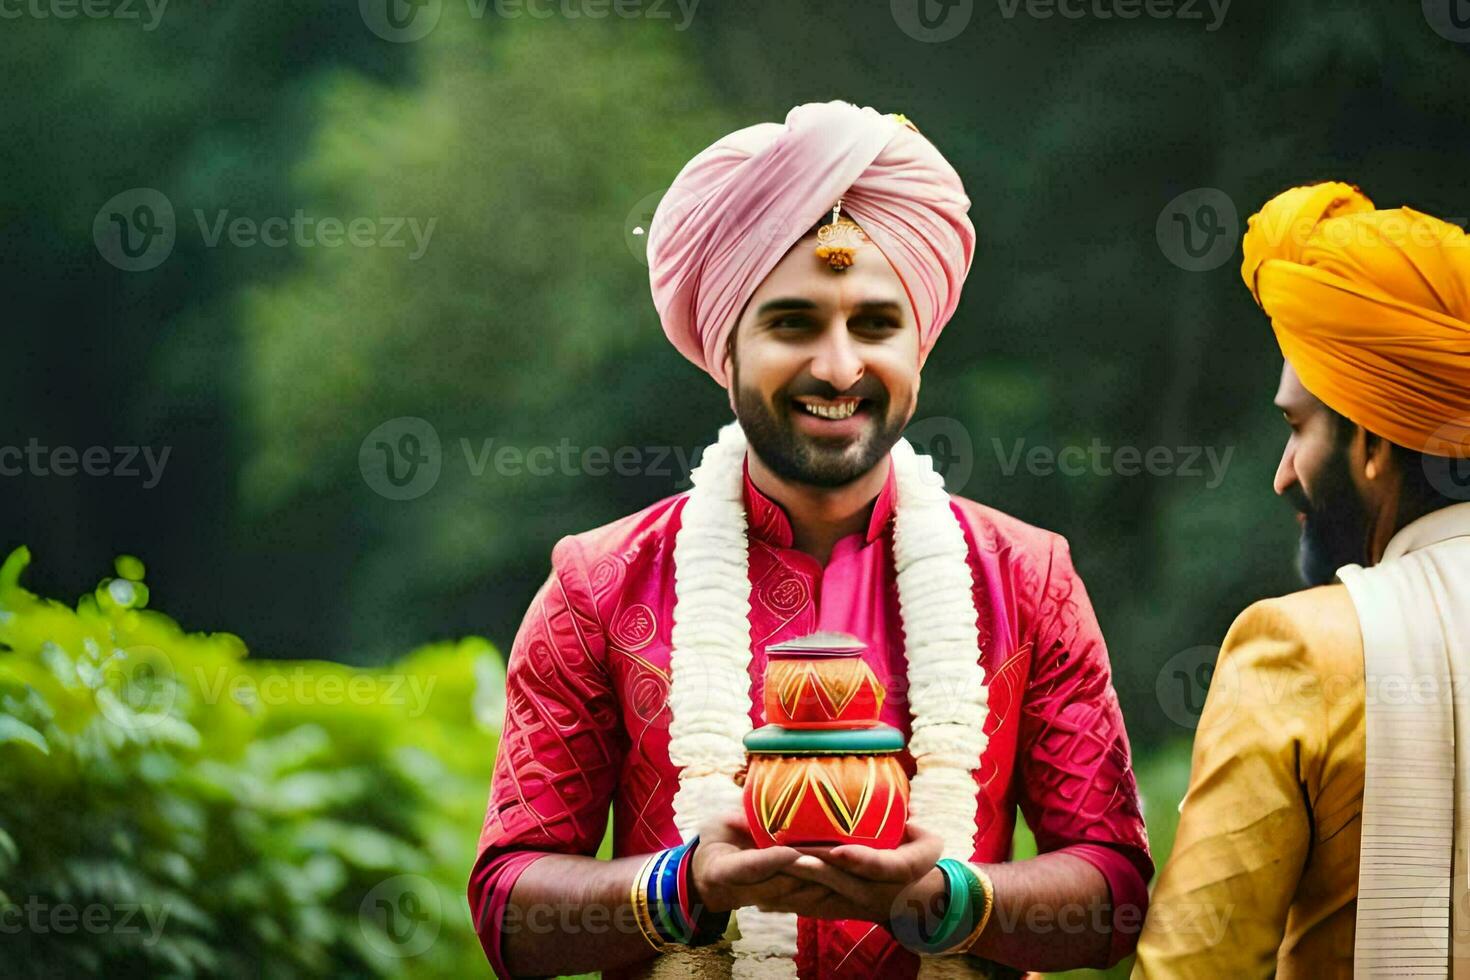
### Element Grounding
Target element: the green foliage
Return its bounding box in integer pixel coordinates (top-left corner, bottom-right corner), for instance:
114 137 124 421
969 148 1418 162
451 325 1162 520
0 547 504 978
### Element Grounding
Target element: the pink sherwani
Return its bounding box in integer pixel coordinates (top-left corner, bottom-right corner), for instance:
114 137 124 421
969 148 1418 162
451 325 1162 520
470 456 1152 978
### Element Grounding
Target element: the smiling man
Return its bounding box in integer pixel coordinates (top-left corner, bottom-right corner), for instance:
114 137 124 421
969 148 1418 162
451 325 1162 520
1134 182 1470 979
469 101 1151 979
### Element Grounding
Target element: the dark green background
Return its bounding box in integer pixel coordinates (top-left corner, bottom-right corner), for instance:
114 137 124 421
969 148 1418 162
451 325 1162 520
5 0 1468 756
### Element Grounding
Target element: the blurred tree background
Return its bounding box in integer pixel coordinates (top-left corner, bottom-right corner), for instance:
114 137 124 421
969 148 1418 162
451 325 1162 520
2 0 1468 974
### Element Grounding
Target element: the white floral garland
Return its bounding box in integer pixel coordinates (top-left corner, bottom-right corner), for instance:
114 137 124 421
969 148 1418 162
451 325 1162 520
666 420 990 979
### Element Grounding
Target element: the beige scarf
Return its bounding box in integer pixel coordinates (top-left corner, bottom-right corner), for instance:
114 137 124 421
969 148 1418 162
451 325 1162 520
1341 503 1470 978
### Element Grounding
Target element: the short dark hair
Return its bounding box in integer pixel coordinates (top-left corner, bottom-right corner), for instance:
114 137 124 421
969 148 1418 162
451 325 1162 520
1324 405 1461 514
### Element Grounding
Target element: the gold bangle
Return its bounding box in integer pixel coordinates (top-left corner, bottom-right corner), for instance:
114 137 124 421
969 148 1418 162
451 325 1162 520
631 853 671 953
953 862 995 954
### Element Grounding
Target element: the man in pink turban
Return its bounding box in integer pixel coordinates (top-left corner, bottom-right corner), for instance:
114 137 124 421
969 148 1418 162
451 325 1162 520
470 101 1152 979
648 102 974 389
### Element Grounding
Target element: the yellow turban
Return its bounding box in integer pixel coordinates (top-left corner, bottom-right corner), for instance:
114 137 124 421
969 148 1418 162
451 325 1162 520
1240 181 1470 457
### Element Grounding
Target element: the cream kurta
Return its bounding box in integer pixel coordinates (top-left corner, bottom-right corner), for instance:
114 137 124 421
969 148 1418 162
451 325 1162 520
1133 501 1470 979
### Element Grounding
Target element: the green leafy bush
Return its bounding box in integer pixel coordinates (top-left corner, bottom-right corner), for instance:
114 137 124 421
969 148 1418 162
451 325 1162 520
0 547 505 978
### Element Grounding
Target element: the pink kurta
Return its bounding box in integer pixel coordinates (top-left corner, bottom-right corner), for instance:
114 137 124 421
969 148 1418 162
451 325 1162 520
471 456 1152 978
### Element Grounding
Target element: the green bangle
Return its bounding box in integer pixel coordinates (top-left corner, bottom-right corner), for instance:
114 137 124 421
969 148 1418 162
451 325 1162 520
912 859 973 954
945 860 980 943
938 860 974 950
943 861 988 955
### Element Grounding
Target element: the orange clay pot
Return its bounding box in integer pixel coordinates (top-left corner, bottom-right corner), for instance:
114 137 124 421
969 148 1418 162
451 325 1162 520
741 724 909 849
763 634 884 729
743 753 909 849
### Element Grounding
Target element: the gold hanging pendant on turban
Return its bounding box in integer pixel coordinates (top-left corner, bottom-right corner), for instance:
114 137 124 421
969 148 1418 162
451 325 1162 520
814 198 870 272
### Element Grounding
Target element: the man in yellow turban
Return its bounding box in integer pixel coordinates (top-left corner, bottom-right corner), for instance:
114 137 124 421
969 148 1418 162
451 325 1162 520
1133 182 1470 979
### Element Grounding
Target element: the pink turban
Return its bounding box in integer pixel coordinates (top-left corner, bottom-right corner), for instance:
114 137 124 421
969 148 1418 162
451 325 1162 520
647 101 976 388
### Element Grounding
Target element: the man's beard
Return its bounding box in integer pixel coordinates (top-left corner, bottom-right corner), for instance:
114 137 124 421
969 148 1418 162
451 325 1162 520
1285 447 1370 587
730 369 907 488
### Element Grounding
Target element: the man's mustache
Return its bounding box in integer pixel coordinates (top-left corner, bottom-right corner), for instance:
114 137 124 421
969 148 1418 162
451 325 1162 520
1283 483 1312 516
785 379 887 401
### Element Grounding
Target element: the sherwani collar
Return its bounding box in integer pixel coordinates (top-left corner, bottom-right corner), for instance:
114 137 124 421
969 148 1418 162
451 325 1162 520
739 453 898 549
1383 501 1470 562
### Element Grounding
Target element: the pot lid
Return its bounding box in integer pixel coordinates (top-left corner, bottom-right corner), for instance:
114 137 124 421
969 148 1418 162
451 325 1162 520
744 723 904 754
766 630 867 659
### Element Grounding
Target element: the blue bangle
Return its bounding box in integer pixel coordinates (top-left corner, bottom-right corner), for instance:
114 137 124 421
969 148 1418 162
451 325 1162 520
643 837 728 949
646 846 681 944
655 843 691 943
644 847 671 942
647 840 701 945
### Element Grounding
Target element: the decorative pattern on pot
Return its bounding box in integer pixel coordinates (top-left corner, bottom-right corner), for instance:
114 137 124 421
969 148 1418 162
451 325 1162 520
744 632 910 849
